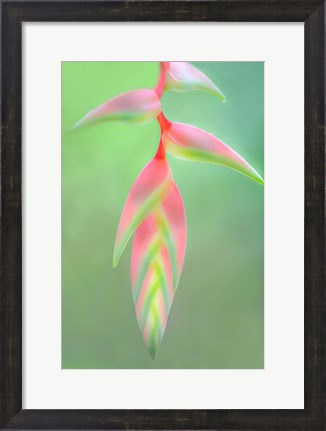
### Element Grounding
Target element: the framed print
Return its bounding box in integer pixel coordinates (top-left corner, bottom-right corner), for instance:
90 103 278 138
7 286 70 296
1 1 325 430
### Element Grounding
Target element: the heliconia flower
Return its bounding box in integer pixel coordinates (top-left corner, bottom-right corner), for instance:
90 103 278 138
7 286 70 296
71 89 161 130
113 156 173 268
162 122 264 185
130 183 186 358
163 62 226 101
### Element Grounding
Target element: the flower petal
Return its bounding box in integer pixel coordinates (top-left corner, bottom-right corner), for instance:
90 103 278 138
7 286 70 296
113 156 173 267
131 182 186 358
163 122 264 185
71 89 161 130
164 62 225 101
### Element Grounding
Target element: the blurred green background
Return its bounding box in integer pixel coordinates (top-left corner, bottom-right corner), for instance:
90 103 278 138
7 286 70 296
62 62 264 369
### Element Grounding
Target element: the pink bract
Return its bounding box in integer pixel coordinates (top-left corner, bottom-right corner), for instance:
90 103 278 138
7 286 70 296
164 61 226 101
72 89 161 130
113 155 173 268
162 121 264 184
130 182 186 357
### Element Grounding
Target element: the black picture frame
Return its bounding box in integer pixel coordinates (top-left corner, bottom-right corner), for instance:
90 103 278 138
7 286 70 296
1 1 325 429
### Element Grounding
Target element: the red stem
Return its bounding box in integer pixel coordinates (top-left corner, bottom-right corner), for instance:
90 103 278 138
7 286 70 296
157 112 171 131
154 62 167 98
155 135 166 159
154 63 171 159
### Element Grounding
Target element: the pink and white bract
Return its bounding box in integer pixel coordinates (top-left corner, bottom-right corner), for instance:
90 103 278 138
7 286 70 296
72 61 264 358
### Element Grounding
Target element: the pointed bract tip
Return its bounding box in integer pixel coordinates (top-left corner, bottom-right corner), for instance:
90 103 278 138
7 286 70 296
69 118 84 132
112 250 120 268
238 165 264 185
249 171 264 185
211 86 226 102
147 346 156 359
220 93 226 102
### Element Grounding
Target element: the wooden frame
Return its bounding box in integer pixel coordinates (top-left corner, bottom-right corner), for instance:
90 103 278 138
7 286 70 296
1 1 325 429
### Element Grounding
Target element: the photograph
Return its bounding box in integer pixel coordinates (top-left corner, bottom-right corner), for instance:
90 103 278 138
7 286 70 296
61 61 264 369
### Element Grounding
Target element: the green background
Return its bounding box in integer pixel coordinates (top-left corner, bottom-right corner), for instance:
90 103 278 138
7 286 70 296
62 62 264 369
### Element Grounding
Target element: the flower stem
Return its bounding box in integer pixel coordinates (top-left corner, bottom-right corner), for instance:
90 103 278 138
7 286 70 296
157 111 171 131
154 62 167 98
155 63 171 159
155 135 166 159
